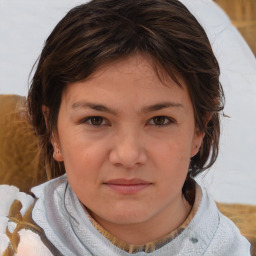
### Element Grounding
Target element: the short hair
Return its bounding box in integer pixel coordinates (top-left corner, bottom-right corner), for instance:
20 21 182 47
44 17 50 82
28 0 224 183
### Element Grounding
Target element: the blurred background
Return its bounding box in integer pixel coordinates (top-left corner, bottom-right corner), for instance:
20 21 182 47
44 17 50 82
214 0 256 55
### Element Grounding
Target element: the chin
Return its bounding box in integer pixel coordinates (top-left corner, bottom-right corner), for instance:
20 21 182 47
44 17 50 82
100 207 154 226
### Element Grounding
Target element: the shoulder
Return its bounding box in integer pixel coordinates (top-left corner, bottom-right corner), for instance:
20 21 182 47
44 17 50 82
203 211 251 255
0 184 58 256
197 187 251 255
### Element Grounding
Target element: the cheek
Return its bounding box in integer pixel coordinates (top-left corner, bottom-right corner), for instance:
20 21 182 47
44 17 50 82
60 130 107 162
152 136 192 164
149 137 192 184
153 150 189 201
62 143 103 201
63 145 100 172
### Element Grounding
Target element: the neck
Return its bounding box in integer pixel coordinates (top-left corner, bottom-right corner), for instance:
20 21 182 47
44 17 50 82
89 194 192 245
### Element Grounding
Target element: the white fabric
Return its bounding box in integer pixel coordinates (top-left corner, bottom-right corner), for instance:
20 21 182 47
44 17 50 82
0 185 34 217
16 229 53 256
30 175 250 256
0 185 34 255
0 185 54 255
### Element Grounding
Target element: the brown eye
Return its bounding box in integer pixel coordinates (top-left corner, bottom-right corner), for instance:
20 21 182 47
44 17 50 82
153 116 166 125
148 116 172 126
88 116 105 126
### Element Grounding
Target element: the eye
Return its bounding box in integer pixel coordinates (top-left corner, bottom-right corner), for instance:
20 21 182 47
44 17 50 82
148 116 173 126
83 116 108 126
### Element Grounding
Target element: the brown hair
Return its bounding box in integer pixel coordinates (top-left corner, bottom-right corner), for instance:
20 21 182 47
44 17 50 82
28 0 224 182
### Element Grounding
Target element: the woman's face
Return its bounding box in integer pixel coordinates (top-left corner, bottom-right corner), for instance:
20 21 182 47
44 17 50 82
54 54 203 242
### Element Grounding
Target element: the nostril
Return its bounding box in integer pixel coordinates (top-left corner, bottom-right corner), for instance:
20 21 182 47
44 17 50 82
108 139 147 168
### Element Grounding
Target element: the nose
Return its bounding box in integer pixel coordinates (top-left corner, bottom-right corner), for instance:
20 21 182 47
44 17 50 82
109 131 147 169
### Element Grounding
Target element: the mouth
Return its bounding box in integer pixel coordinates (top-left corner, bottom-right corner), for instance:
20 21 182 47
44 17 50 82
103 178 152 194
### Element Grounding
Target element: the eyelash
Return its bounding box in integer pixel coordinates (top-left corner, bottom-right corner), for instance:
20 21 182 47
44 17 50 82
81 116 174 127
81 116 108 127
147 116 174 127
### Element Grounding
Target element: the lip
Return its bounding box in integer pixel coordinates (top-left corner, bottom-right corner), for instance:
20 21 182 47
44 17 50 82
103 179 152 194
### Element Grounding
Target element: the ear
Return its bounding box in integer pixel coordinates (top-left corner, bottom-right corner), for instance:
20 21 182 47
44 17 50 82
191 129 204 157
191 113 212 157
51 135 64 162
42 105 64 162
190 131 205 157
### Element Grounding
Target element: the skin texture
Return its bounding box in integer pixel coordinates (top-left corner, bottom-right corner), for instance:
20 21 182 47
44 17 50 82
52 54 204 245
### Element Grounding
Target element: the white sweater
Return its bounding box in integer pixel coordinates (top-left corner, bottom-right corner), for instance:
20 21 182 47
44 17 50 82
0 175 251 256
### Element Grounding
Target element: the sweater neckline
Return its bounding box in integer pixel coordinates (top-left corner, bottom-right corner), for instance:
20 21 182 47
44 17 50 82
31 175 221 256
84 182 202 254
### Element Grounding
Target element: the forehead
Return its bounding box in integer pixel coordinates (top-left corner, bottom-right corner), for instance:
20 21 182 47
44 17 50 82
61 54 190 108
95 54 184 86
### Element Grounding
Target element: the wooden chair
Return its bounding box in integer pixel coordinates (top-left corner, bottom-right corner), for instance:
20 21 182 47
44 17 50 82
0 94 47 192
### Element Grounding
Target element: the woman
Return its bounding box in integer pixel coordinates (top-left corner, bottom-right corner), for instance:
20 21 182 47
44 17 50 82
0 0 250 255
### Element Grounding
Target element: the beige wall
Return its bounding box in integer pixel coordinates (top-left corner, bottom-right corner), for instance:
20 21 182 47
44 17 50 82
214 0 256 55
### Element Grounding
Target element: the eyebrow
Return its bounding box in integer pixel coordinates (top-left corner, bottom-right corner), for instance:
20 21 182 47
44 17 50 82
71 101 117 115
141 102 184 114
71 101 183 115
